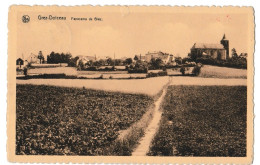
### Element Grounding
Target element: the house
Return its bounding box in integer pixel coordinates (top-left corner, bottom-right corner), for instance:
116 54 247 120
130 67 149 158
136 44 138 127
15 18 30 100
76 55 96 66
27 53 40 64
190 34 229 60
145 51 174 64
139 55 146 62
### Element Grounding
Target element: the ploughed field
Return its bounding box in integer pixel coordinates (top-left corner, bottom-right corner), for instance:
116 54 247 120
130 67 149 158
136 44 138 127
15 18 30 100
148 86 247 157
16 84 153 155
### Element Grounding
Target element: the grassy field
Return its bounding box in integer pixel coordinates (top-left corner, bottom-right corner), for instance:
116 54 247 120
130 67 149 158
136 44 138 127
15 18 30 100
148 85 247 157
16 77 169 96
28 67 77 75
26 67 146 79
16 85 153 155
199 65 247 79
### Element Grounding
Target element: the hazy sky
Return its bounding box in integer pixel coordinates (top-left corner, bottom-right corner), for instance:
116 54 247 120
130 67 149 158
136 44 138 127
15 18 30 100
17 9 250 59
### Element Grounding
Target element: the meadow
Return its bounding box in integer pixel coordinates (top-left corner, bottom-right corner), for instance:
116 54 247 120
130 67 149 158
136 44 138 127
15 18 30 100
26 67 147 79
16 84 153 155
199 65 247 79
16 77 169 96
148 85 247 157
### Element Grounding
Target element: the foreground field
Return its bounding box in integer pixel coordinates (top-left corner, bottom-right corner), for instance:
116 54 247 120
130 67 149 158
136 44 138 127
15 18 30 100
16 85 153 155
148 86 247 156
199 65 247 79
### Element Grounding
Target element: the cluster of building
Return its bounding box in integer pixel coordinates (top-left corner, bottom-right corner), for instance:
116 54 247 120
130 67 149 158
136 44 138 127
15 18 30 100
76 51 176 66
144 51 175 63
76 34 231 66
16 53 40 68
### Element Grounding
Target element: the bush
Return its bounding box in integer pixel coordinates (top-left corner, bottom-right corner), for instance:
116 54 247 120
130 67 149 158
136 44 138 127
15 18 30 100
192 65 201 76
86 66 98 71
23 68 28 76
158 71 167 76
128 68 147 73
180 67 185 75
146 72 158 78
146 71 167 78
127 61 148 73
27 62 33 69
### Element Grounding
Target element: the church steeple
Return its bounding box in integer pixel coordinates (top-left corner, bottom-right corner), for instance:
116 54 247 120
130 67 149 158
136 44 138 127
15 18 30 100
222 34 227 40
220 34 229 59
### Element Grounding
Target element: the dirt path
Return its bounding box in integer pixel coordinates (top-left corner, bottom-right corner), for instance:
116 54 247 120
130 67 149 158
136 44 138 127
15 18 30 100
131 80 169 156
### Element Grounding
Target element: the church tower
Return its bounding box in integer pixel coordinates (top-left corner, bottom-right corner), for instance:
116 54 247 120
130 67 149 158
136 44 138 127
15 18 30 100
220 34 229 59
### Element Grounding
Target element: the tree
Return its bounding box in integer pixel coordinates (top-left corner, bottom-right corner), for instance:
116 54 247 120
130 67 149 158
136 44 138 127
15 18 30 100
64 53 72 63
106 58 113 66
128 60 148 73
86 60 94 66
68 56 79 67
149 58 164 69
231 48 238 58
77 60 85 70
47 52 72 64
134 55 139 61
123 58 133 65
98 59 106 66
114 59 123 66
93 60 102 67
175 57 182 64
61 53 66 63
38 51 44 64
47 51 61 64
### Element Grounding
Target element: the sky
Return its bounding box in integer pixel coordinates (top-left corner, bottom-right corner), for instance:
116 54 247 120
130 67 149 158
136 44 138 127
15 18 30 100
17 8 250 60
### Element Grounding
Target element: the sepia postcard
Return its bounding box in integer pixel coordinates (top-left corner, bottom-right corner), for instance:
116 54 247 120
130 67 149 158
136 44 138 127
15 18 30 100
7 6 254 164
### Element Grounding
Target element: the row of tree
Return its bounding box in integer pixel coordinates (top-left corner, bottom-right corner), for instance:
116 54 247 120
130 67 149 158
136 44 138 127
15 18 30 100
47 52 73 64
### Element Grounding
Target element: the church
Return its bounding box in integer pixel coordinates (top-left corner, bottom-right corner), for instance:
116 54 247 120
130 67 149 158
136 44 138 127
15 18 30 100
190 34 229 60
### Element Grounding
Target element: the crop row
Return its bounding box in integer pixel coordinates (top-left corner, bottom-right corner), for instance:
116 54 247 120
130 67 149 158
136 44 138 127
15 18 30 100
148 85 247 157
16 84 153 155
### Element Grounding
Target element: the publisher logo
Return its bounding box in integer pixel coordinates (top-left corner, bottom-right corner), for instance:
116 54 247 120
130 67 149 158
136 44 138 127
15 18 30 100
22 15 30 23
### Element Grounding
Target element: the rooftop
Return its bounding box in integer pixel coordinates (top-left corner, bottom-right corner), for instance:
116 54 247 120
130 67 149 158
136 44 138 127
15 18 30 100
192 43 225 49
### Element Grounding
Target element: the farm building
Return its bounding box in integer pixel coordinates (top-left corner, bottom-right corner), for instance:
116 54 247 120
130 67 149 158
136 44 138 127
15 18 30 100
145 51 174 64
26 53 41 64
190 34 229 60
139 55 146 62
76 55 96 66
